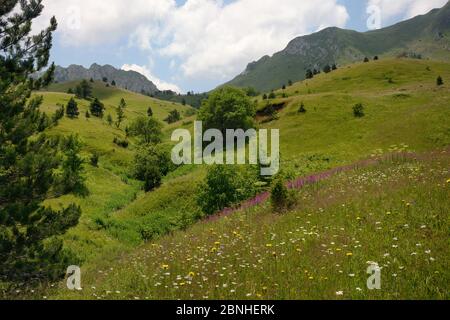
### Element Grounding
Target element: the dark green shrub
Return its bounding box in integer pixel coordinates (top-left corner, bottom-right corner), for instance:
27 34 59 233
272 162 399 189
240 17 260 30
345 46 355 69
353 103 365 118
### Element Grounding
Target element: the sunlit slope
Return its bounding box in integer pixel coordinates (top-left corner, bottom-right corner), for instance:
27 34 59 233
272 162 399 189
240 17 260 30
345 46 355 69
35 83 196 261
257 59 450 175
30 58 450 276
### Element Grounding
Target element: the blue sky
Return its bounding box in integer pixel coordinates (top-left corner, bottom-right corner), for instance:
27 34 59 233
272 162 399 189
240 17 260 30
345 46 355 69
38 0 447 93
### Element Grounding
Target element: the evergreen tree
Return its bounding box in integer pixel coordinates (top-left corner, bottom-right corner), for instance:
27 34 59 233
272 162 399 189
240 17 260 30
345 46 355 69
115 103 126 128
147 106 153 117
298 102 307 113
111 80 116 86
364 57 370 63
323 64 331 73
106 114 113 126
89 98 105 117
75 79 92 99
437 76 444 86
0 0 82 281
332 64 337 70
65 97 79 118
305 69 314 79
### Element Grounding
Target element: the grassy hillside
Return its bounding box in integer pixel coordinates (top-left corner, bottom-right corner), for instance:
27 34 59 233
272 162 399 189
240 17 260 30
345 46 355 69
6 58 449 299
33 83 199 263
226 2 450 92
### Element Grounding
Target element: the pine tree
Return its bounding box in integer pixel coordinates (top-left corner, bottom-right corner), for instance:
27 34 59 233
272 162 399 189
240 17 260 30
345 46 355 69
89 98 105 117
75 79 92 99
323 64 331 73
65 97 79 118
298 102 307 113
147 106 153 117
437 76 444 86
115 104 126 128
0 0 82 281
305 69 314 79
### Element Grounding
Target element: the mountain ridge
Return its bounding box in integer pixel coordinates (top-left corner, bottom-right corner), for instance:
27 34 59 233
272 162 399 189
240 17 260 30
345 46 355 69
225 2 450 92
53 63 159 95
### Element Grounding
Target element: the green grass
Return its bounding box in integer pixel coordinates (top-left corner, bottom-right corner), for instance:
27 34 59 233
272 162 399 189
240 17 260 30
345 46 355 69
5 58 449 299
42 150 450 300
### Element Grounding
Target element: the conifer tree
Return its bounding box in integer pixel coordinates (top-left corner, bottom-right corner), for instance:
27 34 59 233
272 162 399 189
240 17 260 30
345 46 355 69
65 97 79 118
0 0 82 281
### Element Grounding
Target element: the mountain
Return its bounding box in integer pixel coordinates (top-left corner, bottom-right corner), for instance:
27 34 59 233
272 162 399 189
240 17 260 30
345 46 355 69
226 2 450 92
52 63 159 95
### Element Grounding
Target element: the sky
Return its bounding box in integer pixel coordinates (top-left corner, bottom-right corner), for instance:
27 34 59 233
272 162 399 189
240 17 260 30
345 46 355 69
34 0 448 93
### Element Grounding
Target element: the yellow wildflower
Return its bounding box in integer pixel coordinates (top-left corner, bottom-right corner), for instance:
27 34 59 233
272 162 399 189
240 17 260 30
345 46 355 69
346 252 353 257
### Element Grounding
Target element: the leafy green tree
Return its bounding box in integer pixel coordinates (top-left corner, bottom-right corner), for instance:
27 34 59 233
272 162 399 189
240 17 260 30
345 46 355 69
305 69 314 79
323 64 331 73
65 97 79 118
199 87 255 133
262 93 268 100
268 92 276 99
0 0 81 281
129 116 163 145
197 166 258 215
437 76 444 86
364 57 370 63
134 146 172 192
164 109 182 124
89 98 105 117
332 64 337 70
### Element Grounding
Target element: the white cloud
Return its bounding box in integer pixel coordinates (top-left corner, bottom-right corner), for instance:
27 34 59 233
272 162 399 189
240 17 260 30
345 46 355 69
121 63 182 93
37 0 350 87
157 0 349 80
368 0 447 21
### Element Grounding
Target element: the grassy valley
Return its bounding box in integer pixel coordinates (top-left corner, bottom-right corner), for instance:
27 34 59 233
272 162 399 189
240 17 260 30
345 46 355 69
5 58 448 299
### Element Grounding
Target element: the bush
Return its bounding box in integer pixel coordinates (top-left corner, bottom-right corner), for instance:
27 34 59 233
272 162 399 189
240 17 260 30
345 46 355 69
90 153 99 167
113 137 129 148
271 179 288 212
197 165 259 215
298 102 307 113
134 146 172 192
164 109 182 124
353 103 365 118
129 116 163 145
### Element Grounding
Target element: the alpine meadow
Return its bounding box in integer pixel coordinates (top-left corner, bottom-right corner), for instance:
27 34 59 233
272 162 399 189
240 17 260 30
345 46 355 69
0 0 449 305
